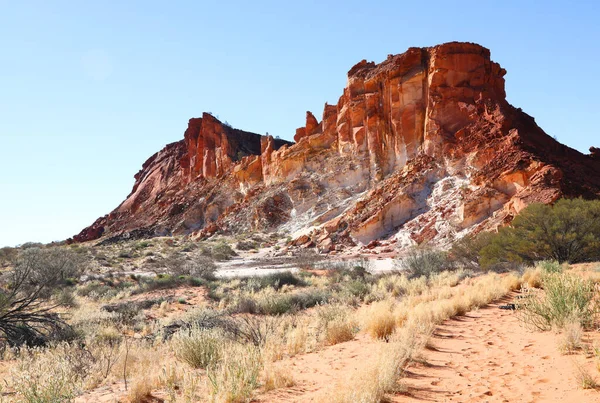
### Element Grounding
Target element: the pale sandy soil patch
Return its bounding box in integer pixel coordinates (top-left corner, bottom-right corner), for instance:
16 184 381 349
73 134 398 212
395 295 599 403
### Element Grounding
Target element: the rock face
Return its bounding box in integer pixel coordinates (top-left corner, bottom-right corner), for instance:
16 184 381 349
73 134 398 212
73 42 600 251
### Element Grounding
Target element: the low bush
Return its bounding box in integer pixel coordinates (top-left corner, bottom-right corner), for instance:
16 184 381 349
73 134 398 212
163 253 217 280
233 288 329 316
520 272 597 330
243 271 306 292
398 248 453 278
236 240 260 251
318 305 358 346
77 281 119 300
538 260 564 274
208 242 237 261
172 325 224 369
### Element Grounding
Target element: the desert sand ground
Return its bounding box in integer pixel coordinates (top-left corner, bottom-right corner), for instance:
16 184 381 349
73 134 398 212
256 293 600 402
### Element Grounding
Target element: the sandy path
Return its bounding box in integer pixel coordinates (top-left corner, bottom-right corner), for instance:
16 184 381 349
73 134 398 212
396 294 599 403
257 333 381 402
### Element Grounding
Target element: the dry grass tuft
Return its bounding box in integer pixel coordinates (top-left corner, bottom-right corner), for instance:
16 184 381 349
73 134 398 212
262 363 296 392
576 363 600 390
558 320 584 354
318 305 358 346
172 326 224 369
364 300 397 341
522 267 543 288
127 375 154 403
207 344 262 403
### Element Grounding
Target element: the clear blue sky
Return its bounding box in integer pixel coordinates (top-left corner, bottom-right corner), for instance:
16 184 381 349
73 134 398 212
1 0 599 247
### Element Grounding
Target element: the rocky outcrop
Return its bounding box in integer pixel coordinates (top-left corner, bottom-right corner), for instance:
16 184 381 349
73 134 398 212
73 42 600 250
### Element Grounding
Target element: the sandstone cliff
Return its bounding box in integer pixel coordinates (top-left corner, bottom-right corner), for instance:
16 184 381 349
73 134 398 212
73 42 600 252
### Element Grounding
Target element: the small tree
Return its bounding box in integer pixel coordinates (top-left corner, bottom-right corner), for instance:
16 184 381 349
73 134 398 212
0 249 79 346
480 199 600 267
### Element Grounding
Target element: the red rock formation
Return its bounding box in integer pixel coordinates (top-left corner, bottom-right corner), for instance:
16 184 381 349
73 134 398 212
73 42 600 250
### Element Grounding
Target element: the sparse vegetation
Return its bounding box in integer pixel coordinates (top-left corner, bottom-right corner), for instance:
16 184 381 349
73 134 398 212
172 325 224 369
520 271 597 330
2 220 600 402
397 247 453 278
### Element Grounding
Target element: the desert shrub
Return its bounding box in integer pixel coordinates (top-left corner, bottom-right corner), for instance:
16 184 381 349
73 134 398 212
236 288 329 316
257 294 294 315
538 260 564 274
232 315 278 347
188 256 218 280
558 320 583 354
162 252 217 279
341 279 370 300
318 305 358 345
134 241 152 250
398 248 452 278
330 326 421 402
235 240 260 251
520 272 597 330
292 249 322 270
234 296 259 314
15 247 87 293
77 281 118 300
325 260 373 284
118 250 133 259
0 246 18 266
208 242 237 261
132 275 183 294
172 325 224 369
263 362 295 392
289 289 330 310
480 198 600 266
54 288 78 308
207 344 262 403
243 271 306 291
522 267 543 288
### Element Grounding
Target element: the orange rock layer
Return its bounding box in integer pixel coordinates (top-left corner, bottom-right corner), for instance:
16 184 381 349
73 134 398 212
73 42 600 251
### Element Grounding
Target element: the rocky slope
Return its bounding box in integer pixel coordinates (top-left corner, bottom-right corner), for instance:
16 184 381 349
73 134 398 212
73 42 600 252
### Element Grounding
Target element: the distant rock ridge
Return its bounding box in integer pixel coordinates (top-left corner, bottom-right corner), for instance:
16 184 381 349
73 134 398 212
72 42 600 252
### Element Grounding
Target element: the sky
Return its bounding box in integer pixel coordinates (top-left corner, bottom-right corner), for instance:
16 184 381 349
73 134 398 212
1 0 599 247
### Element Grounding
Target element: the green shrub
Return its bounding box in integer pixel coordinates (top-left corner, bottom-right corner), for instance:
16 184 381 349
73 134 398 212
537 260 564 274
342 280 370 300
520 272 597 330
257 295 294 315
209 242 237 261
480 199 600 266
